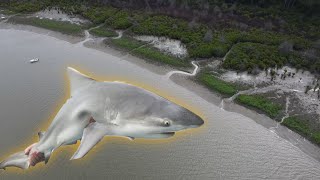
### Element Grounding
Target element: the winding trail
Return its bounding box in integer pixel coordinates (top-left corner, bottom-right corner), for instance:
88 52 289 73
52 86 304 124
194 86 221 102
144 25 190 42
164 61 199 79
76 24 105 46
76 30 92 46
269 96 291 130
280 96 290 123
113 30 123 39
219 88 256 110
76 25 123 47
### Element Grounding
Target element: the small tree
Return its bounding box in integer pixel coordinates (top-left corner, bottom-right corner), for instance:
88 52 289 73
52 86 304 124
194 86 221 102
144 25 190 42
279 41 293 55
270 69 276 81
305 85 311 94
314 84 319 92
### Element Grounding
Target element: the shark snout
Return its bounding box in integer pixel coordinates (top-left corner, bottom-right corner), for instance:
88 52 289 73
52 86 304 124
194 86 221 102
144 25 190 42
188 113 204 127
173 108 204 128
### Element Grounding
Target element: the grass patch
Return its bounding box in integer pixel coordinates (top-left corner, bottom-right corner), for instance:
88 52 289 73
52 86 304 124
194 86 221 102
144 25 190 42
10 16 83 36
0 9 15 15
109 36 146 51
236 94 282 118
90 26 117 37
283 116 320 145
197 72 238 96
131 46 190 67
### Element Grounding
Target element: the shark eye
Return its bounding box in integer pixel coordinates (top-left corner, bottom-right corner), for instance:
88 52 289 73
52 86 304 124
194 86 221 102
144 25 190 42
163 120 170 127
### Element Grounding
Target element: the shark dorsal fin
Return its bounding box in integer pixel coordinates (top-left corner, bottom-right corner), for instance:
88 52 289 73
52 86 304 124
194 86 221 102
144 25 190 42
67 67 95 95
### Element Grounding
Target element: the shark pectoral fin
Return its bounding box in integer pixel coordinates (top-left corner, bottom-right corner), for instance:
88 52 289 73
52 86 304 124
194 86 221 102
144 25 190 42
0 151 30 170
70 122 107 160
126 136 135 141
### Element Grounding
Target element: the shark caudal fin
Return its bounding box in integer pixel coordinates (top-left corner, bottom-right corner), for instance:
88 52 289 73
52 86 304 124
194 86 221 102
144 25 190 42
70 122 107 160
67 67 96 96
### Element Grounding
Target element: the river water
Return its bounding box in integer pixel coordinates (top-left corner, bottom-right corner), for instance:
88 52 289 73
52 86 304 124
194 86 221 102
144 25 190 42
0 28 320 179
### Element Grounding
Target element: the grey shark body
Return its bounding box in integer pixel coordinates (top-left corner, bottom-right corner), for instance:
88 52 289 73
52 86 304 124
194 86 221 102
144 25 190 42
0 67 204 170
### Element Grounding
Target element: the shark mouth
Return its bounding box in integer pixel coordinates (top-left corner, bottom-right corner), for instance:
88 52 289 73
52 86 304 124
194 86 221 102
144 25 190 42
161 132 175 135
143 132 175 139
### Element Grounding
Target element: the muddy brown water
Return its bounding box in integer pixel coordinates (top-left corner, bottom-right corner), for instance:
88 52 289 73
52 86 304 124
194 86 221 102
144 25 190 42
0 28 320 179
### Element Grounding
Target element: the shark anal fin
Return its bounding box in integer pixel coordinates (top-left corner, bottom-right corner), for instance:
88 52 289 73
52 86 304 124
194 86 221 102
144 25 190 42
70 122 107 160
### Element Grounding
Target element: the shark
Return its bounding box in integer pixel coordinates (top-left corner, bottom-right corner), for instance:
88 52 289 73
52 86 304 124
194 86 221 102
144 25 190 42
0 67 204 170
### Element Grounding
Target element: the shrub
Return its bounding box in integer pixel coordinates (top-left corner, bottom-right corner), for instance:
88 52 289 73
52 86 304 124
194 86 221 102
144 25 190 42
197 72 238 96
82 6 118 24
236 94 282 118
283 116 320 145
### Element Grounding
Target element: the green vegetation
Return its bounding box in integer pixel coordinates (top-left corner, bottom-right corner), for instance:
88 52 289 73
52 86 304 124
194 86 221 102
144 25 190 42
109 36 146 51
105 10 132 29
132 15 226 58
226 29 311 50
9 16 83 36
0 9 16 15
132 15 312 60
223 42 285 72
131 46 190 67
236 94 282 118
283 116 320 145
1 1 317 72
223 42 320 73
197 72 238 96
1 1 47 13
90 26 117 37
82 6 118 24
105 10 147 30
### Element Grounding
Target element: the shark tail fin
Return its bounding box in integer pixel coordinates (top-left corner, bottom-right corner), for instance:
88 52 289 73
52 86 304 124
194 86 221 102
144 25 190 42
0 161 6 170
0 151 30 170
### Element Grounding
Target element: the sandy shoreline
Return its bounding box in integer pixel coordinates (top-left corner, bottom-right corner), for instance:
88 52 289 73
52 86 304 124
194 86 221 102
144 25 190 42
1 21 320 162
